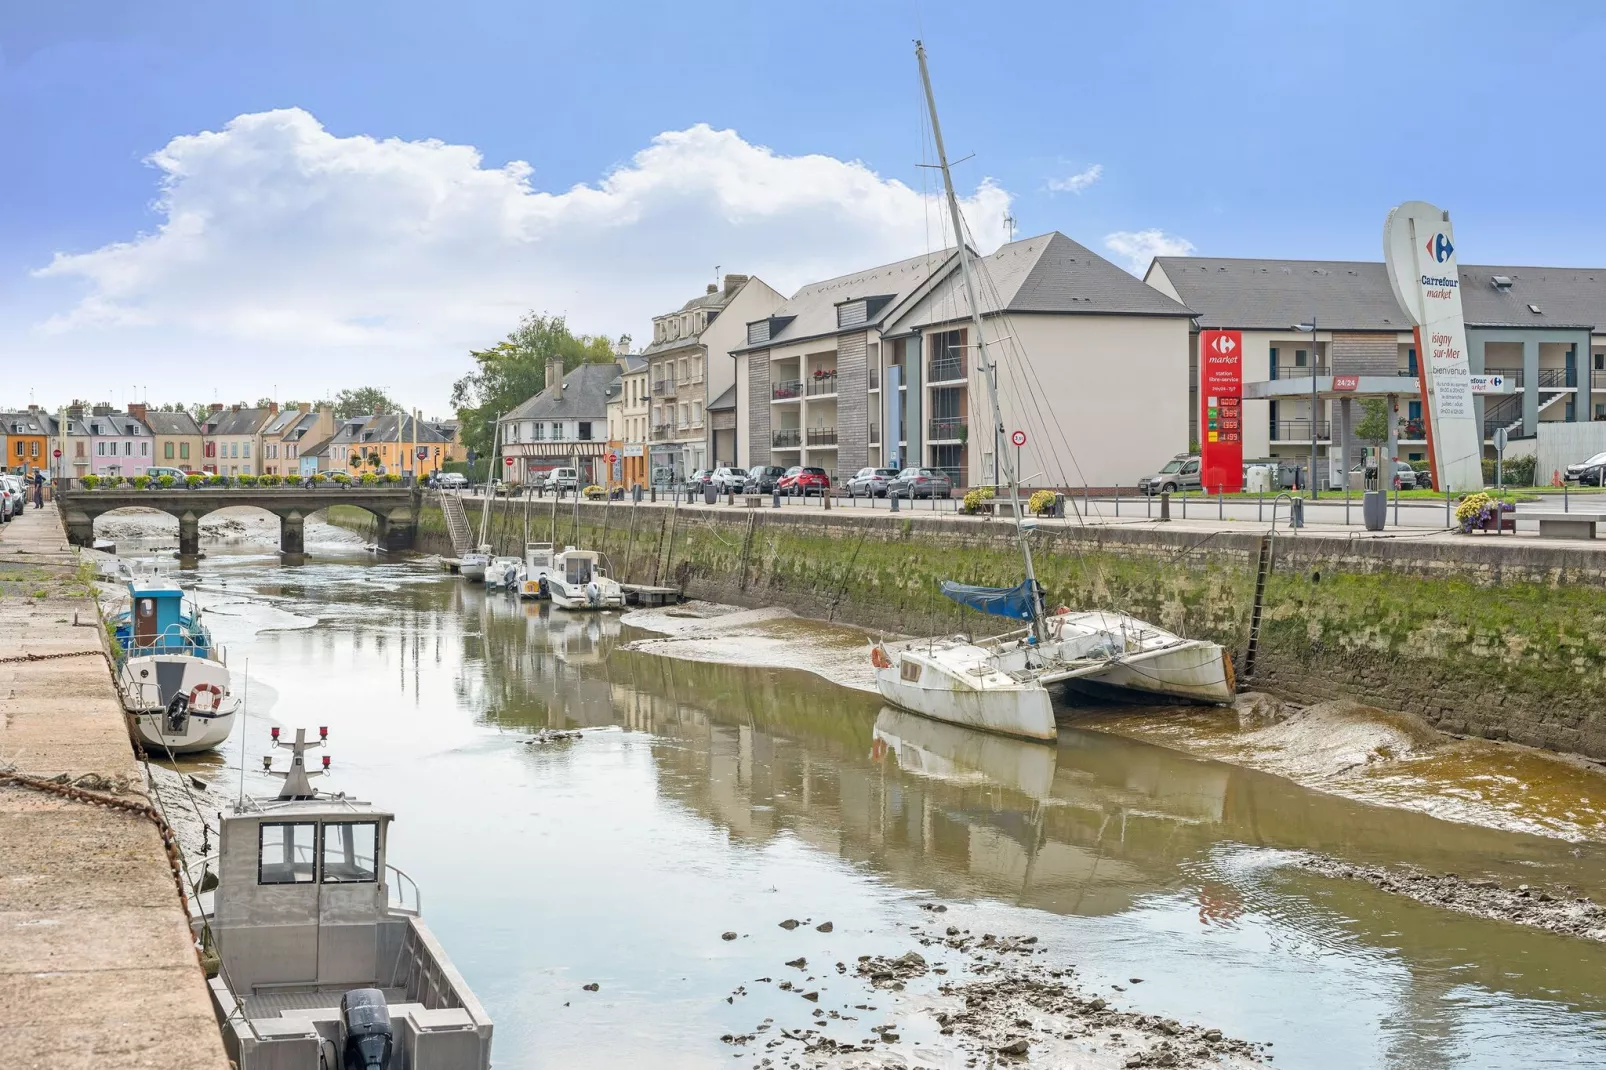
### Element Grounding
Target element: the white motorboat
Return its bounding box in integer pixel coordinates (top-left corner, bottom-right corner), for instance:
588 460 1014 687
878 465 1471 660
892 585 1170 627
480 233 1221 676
486 556 523 589
518 542 557 599
110 575 238 754
458 549 489 582
870 45 1234 742
185 728 492 1068
546 547 625 610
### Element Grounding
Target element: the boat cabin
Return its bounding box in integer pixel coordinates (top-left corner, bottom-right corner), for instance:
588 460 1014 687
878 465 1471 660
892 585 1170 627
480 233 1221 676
199 731 492 1068
121 577 211 657
555 548 605 586
524 542 554 571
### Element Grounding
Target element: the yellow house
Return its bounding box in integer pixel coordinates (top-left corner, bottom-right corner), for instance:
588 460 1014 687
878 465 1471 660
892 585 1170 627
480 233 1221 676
347 413 452 477
131 404 204 471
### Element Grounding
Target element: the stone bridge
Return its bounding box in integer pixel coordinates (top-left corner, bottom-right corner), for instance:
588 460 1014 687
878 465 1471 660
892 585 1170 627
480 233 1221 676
56 484 422 555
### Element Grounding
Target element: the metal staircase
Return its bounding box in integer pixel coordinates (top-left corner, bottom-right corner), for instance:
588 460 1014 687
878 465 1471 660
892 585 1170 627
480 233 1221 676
438 491 476 557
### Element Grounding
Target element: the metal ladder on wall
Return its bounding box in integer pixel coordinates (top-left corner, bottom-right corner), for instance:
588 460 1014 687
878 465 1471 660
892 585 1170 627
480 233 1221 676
1242 532 1275 683
438 491 476 557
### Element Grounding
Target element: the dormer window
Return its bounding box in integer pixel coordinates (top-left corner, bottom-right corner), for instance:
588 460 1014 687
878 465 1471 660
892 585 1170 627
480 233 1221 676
1491 275 1513 290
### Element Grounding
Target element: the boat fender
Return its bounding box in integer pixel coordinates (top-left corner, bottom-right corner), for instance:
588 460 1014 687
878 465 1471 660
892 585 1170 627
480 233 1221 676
870 645 892 669
188 681 224 713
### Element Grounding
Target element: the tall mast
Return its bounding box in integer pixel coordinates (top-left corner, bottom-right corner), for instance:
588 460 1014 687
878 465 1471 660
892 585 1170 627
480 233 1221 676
915 41 1045 643
479 413 500 548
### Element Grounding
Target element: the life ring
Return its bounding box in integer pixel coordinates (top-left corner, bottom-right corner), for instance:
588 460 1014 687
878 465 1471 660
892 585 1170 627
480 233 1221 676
870 645 892 669
188 682 224 712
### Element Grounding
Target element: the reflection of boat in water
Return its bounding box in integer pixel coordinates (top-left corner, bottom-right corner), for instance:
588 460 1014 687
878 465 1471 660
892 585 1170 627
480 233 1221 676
547 548 625 610
111 574 238 753
873 706 1056 798
187 728 493 1068
872 45 1233 741
518 542 556 600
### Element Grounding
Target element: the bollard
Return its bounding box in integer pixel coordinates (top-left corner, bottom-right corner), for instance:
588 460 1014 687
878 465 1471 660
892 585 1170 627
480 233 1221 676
1393 480 1399 526
890 490 899 512
1181 492 1186 519
1218 487 1224 521
823 490 831 511
1115 486 1120 518
1565 483 1570 513
1291 497 1304 529
650 486 657 503
773 488 781 509
1258 489 1264 523
1345 486 1351 527
1159 492 1171 521
1083 484 1090 518
1146 490 1152 518
727 489 734 506
1445 490 1451 528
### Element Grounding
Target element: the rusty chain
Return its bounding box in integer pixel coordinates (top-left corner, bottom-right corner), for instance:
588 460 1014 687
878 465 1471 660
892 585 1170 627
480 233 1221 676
0 648 108 665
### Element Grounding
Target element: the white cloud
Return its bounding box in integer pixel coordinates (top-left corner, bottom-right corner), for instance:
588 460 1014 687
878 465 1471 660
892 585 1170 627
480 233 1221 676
1103 228 1195 275
26 109 1012 406
1046 164 1102 194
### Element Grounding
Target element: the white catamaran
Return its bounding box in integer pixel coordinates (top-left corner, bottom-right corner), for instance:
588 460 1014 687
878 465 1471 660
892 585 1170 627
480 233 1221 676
871 44 1234 742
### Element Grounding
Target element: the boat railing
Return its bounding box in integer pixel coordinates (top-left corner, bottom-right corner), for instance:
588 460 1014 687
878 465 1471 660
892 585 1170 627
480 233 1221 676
123 622 215 660
388 863 422 915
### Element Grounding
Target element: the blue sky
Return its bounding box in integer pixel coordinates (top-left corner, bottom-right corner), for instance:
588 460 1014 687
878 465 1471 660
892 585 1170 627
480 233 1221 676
4 1 1604 408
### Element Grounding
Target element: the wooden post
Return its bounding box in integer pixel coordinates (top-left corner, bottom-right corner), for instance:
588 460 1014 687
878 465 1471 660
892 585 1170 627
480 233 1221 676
601 493 613 556
738 510 758 592
550 493 559 545
623 500 639 582
653 507 673 586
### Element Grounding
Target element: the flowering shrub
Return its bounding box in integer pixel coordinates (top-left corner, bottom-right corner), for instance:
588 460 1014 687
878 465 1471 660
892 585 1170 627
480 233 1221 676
185 474 205 488
359 472 379 485
157 475 175 489
130 475 150 489
383 472 402 483
105 475 125 488
583 484 605 500
961 485 996 514
80 474 101 490
237 474 258 487
285 474 303 486
1028 489 1057 515
1455 492 1513 533
332 473 351 485
258 474 281 487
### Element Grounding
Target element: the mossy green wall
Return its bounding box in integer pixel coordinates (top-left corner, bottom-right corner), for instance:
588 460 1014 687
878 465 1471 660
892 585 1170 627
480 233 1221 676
326 499 1606 758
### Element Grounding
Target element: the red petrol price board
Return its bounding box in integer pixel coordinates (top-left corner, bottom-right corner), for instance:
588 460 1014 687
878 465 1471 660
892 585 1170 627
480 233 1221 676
1199 330 1244 492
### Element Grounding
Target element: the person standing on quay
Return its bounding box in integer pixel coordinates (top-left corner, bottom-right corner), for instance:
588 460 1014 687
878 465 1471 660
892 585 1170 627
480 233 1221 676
32 470 44 509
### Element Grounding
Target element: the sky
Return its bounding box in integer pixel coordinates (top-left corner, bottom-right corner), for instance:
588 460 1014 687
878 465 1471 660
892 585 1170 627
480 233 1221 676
4 1 1605 414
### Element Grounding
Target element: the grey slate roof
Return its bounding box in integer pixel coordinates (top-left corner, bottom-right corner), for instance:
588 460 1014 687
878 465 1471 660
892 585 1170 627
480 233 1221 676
1153 257 1606 332
735 249 956 352
300 433 337 458
1 412 51 436
708 385 736 412
205 407 273 436
358 413 448 444
503 362 623 422
281 412 322 442
141 410 202 436
888 232 1191 332
85 414 150 437
641 288 743 358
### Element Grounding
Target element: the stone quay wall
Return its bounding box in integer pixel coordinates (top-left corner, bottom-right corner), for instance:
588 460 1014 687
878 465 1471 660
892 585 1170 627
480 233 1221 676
327 499 1606 760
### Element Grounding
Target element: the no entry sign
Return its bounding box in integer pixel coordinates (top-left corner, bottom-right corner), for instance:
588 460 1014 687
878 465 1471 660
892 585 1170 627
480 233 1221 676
1199 330 1244 492
504 457 514 466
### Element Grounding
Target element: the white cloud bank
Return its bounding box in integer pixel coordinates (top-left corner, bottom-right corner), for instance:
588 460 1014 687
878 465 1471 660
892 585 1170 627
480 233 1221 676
1047 164 1102 194
29 109 1012 405
1103 228 1195 275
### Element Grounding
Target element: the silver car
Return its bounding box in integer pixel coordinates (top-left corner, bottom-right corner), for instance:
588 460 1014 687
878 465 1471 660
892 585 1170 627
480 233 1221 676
846 467 899 497
1137 455 1201 495
710 466 746 492
887 467 953 499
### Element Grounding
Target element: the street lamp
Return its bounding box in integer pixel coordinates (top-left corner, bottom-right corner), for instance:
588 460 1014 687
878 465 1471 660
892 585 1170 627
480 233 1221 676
1293 318 1319 499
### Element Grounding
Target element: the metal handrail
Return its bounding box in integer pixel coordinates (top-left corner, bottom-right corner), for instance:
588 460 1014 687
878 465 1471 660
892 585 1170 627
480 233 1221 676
388 864 421 915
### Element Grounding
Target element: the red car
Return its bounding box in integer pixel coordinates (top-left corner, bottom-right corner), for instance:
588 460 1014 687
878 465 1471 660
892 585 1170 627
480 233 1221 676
778 465 830 497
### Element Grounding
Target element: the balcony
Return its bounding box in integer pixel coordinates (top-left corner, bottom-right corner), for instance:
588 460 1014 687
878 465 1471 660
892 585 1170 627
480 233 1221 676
772 380 802 401
654 380 676 397
806 427 837 447
928 417 967 441
1269 361 1330 380
927 356 966 383
1397 418 1426 440
652 423 677 441
805 370 838 397
1594 371 1606 391
772 428 801 448
1537 367 1576 389
1269 420 1331 442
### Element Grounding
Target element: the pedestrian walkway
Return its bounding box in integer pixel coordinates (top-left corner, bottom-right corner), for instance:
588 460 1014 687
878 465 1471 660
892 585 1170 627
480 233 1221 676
0 504 228 1069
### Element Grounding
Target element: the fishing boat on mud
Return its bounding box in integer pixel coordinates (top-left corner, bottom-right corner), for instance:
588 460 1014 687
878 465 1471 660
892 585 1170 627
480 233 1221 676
185 727 493 1069
546 548 625 610
110 573 238 753
871 44 1233 742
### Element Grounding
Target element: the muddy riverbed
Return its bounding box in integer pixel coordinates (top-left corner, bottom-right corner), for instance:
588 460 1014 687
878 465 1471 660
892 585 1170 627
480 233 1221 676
98 513 1606 1068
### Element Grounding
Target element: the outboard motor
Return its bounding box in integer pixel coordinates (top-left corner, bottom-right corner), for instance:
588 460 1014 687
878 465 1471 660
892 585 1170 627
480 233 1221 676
340 988 393 1070
164 693 190 735
586 580 601 607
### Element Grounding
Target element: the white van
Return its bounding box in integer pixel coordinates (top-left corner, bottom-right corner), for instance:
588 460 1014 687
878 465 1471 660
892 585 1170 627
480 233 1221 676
548 467 579 491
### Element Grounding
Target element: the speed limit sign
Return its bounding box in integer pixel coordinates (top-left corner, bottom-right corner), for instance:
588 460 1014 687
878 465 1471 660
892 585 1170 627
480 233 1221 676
1010 430 1027 448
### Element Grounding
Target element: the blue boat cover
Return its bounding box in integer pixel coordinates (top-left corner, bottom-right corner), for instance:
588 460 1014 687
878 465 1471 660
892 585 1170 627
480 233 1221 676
940 579 1036 621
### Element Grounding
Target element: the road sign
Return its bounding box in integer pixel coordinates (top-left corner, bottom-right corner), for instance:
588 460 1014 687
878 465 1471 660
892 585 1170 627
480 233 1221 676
1493 426 1509 452
606 451 617 463
52 449 61 458
503 457 514 466
1010 430 1027 448
416 445 428 459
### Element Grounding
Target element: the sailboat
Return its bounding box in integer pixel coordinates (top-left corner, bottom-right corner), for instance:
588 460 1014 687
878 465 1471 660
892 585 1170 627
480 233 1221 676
871 44 1235 742
458 414 500 582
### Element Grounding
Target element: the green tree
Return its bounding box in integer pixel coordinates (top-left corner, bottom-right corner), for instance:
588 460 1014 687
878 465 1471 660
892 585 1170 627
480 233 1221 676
1355 398 1390 445
325 387 398 420
451 312 619 459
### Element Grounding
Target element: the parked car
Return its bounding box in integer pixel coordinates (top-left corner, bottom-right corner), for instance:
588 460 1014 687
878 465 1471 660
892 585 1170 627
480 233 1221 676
684 468 714 493
145 466 190 482
742 465 788 493
1351 459 1420 490
1137 455 1201 495
1565 452 1606 485
0 476 17 520
710 467 746 492
434 471 469 489
778 466 831 497
547 467 579 492
887 467 953 499
846 467 899 497
650 466 677 487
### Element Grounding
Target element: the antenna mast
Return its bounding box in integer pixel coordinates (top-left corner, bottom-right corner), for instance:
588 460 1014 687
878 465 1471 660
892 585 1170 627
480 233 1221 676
915 40 1045 642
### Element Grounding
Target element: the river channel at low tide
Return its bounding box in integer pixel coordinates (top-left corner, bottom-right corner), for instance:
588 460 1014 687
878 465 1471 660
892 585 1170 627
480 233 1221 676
132 526 1606 1069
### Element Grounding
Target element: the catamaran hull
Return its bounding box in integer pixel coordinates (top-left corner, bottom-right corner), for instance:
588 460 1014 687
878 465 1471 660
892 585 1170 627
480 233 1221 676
1072 642 1235 705
873 667 1057 741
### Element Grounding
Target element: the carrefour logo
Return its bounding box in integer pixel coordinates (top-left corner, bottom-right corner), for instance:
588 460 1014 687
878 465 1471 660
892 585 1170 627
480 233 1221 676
1425 232 1454 263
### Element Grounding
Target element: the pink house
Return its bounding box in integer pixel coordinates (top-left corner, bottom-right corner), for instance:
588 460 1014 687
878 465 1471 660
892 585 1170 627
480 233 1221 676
79 404 154 477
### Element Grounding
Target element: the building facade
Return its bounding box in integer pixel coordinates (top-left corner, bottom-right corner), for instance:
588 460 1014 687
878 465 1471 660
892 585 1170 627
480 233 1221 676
500 358 623 486
132 405 204 472
203 405 274 476
80 405 154 478
259 406 336 476
605 355 649 487
0 409 51 477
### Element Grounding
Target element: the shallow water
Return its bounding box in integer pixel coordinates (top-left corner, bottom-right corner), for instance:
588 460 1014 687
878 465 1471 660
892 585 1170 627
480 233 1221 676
133 532 1606 1068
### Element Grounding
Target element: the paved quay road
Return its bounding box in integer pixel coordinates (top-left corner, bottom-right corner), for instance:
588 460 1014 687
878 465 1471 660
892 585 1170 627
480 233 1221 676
0 504 228 1070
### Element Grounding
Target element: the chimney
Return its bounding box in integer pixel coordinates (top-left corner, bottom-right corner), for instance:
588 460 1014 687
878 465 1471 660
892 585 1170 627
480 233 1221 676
231 404 241 413
209 403 224 414
92 403 113 416
67 404 84 420
127 403 147 422
268 401 279 414
723 273 749 294
27 404 38 412
546 357 563 391
706 283 718 295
